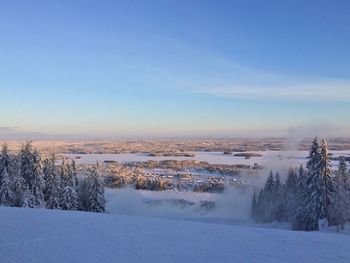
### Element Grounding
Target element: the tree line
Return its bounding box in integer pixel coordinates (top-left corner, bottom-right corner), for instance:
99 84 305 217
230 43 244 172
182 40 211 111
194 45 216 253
0 141 105 213
251 137 350 231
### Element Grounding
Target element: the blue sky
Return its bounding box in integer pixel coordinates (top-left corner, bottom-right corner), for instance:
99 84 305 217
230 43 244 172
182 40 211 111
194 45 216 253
1 0 350 139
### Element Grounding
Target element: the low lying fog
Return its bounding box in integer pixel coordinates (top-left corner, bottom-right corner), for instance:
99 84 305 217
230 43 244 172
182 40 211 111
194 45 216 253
105 187 252 222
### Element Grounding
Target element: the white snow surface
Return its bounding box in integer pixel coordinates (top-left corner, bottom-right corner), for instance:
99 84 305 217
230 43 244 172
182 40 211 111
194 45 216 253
1 206 350 263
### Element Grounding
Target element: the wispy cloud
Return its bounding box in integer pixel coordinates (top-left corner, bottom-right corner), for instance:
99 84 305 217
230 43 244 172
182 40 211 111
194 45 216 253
175 54 350 101
194 77 350 101
0 127 17 132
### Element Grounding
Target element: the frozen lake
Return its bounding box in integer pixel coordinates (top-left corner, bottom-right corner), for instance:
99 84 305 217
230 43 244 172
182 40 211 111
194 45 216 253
63 150 350 170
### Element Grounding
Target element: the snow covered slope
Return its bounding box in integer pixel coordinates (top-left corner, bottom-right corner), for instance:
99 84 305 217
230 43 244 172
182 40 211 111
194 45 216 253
0 206 349 263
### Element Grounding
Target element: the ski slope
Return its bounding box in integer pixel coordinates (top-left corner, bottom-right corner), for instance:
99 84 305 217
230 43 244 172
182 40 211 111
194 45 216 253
0 206 350 263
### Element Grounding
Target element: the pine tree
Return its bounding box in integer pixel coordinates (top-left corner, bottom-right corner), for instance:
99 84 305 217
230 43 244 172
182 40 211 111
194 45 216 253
272 172 286 222
60 158 72 188
293 165 308 230
77 176 90 211
60 186 78 211
260 171 275 222
31 149 46 208
69 160 79 189
0 143 10 188
318 138 334 220
329 157 350 231
43 153 60 209
0 167 14 206
87 165 105 213
19 141 35 188
9 156 27 207
19 142 45 207
305 137 333 230
264 171 275 199
12 167 27 207
21 186 35 208
286 168 298 222
43 154 52 184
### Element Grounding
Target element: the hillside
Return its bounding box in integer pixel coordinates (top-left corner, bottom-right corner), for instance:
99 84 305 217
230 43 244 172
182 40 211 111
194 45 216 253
0 206 349 263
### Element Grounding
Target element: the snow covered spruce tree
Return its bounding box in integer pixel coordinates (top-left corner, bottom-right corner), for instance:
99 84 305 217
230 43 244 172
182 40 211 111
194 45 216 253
304 137 334 231
272 172 286 222
60 158 72 188
87 164 106 213
60 185 78 210
19 142 45 208
7 155 27 207
293 165 308 230
261 171 275 222
13 170 27 207
0 143 10 186
69 159 79 189
58 158 79 210
285 168 298 222
31 149 46 207
0 167 14 206
253 171 285 223
43 153 61 209
329 157 350 231
0 144 14 206
21 185 36 208
77 173 90 211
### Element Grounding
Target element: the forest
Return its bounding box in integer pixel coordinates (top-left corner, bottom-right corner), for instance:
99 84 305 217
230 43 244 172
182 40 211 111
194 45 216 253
0 142 105 212
252 137 350 231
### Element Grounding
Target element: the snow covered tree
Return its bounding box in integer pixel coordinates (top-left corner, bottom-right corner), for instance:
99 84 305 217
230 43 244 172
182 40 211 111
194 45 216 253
293 165 308 230
31 149 46 208
18 143 45 207
18 143 42 206
87 165 105 213
43 154 53 183
0 167 14 206
272 172 286 222
254 171 275 223
285 168 298 222
304 137 333 230
253 188 265 222
9 156 27 208
318 138 334 220
12 172 27 207
0 143 10 188
60 186 78 211
329 157 350 231
19 141 35 188
264 171 275 199
0 144 9 170
69 160 79 189
77 176 90 211
21 186 36 208
60 158 72 188
43 153 61 209
252 171 287 223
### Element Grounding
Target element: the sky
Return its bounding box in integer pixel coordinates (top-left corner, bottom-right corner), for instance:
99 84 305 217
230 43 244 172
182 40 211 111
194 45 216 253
1 0 350 139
